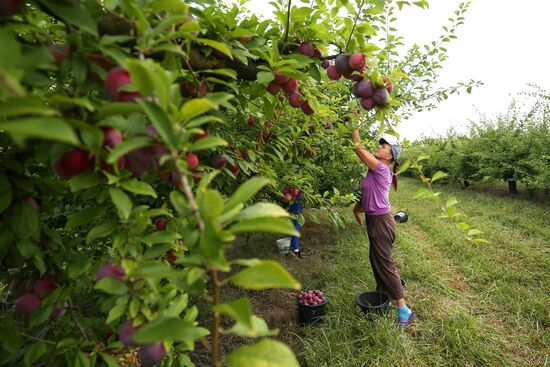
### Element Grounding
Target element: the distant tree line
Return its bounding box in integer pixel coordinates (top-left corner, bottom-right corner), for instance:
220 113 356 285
406 91 550 194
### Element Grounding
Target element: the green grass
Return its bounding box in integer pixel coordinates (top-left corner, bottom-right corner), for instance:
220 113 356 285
294 177 549 367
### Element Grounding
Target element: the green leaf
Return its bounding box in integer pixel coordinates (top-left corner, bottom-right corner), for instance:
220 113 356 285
95 103 143 119
0 323 22 354
225 339 299 367
396 158 411 175
141 231 180 246
230 217 299 236
132 317 210 343
99 353 121 367
195 38 233 59
197 189 224 220
66 207 104 228
68 172 102 192
106 136 153 164
10 203 38 240
445 197 458 208
223 177 270 214
233 203 290 221
0 97 59 118
137 99 175 147
129 263 177 279
180 98 217 121
0 117 79 146
86 221 117 244
106 299 127 323
109 188 132 220
214 297 252 329
230 315 278 338
121 179 157 198
24 341 47 367
94 278 128 295
38 0 98 36
0 174 12 214
169 190 189 214
165 294 189 318
188 136 227 152
229 260 300 290
430 171 448 183
29 305 52 328
68 259 92 278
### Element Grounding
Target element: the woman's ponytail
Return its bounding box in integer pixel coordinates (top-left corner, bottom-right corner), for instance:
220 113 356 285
392 160 399 191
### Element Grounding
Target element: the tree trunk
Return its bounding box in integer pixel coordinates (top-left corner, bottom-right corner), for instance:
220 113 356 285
508 180 518 194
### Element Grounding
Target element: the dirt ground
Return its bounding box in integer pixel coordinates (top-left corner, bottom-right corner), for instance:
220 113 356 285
188 213 340 366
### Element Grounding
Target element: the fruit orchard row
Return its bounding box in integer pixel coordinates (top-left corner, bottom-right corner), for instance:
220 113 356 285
0 1 476 366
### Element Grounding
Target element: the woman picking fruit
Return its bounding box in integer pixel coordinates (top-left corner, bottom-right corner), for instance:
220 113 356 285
351 128 415 327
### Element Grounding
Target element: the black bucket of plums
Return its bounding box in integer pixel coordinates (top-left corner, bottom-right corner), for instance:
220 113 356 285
297 290 327 325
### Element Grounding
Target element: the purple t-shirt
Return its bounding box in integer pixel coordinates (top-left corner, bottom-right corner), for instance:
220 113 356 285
361 161 392 215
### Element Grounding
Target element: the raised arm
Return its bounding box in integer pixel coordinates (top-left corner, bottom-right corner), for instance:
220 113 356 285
352 129 378 171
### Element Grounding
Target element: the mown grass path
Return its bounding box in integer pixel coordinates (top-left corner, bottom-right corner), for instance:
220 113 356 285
297 178 549 367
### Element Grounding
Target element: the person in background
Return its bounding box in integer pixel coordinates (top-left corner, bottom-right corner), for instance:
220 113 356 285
288 192 304 258
351 128 415 327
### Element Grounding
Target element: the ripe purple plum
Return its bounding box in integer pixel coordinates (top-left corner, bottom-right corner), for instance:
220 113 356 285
282 79 298 94
0 0 23 16
321 60 330 69
105 67 142 102
348 52 366 71
119 319 141 345
298 42 315 57
33 277 56 297
372 87 390 105
139 343 166 367
326 65 341 80
15 293 41 318
355 80 375 98
96 262 125 283
102 127 123 148
186 153 199 169
288 92 303 108
334 53 352 74
361 97 376 111
211 155 227 169
301 101 314 115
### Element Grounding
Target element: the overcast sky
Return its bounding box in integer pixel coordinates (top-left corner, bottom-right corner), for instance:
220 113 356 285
227 0 550 141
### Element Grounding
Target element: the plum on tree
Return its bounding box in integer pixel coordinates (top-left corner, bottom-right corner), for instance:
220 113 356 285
33 277 56 297
348 52 366 71
139 342 166 367
355 80 375 98
211 155 227 169
372 87 390 105
105 67 142 102
298 42 315 57
327 65 341 80
49 44 72 65
15 293 41 318
361 97 376 110
119 319 141 345
288 92 303 108
0 0 22 17
102 127 123 148
186 153 199 169
95 262 125 283
335 53 352 74
54 148 93 179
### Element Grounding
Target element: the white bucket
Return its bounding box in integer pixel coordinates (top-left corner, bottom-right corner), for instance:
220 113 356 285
276 238 291 255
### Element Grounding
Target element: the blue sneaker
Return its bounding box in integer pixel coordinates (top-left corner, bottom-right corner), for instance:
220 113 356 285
397 306 415 327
